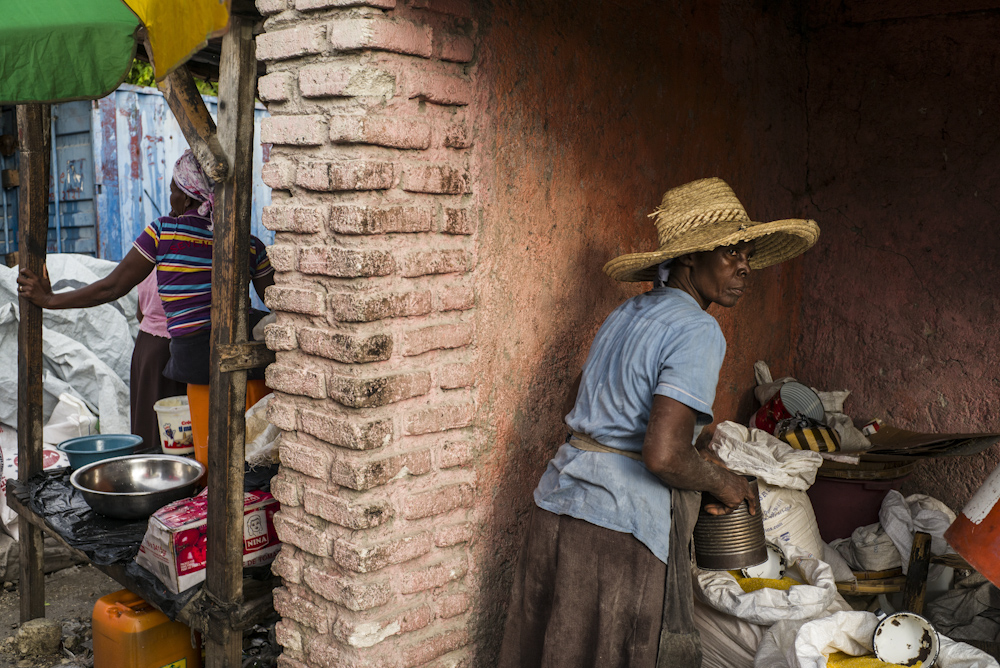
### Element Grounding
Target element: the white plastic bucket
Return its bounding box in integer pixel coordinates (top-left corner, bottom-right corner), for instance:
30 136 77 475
153 396 194 455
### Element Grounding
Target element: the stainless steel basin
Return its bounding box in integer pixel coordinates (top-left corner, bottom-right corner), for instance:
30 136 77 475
70 454 205 520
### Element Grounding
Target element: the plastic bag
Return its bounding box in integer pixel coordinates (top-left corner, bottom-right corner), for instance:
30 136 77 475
695 596 764 668
754 611 1000 668
879 491 956 574
42 393 98 446
694 543 842 625
711 422 823 491
245 393 279 467
0 423 70 539
830 522 902 572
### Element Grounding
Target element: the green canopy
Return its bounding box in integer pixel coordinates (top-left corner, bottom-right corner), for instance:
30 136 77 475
0 0 139 105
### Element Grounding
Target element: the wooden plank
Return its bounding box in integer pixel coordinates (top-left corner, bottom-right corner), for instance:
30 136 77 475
217 340 275 373
158 65 229 183
902 531 932 615
16 103 50 623
205 14 257 668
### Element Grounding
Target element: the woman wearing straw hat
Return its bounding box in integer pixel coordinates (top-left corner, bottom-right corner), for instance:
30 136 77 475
498 177 819 668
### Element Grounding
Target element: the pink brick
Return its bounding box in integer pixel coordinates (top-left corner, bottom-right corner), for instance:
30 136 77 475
328 18 432 58
256 0 288 15
403 628 470 667
400 556 468 594
329 205 432 235
265 286 327 315
275 620 303 652
434 32 475 63
408 0 472 17
435 437 474 469
304 488 393 529
277 656 310 668
434 522 473 547
410 71 472 106
297 0 394 8
279 437 332 478
258 71 293 101
398 249 471 277
294 161 332 191
274 513 333 557
401 322 473 356
405 400 474 436
299 247 395 278
257 24 327 61
444 122 472 149
330 449 432 491
298 327 392 363
271 544 304 583
329 115 432 150
328 290 432 322
268 244 297 272
270 469 303 506
436 593 470 620
331 161 397 191
327 370 431 409
261 158 296 190
437 363 473 390
304 567 392 611
273 586 330 633
434 283 474 312
261 115 328 146
402 483 474 520
442 207 474 235
263 205 328 234
334 532 433 573
266 396 298 431
299 63 396 98
267 364 327 399
404 163 471 194
265 323 297 351
299 408 393 450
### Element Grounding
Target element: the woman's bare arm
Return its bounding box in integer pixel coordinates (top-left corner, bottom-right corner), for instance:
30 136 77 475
17 248 154 309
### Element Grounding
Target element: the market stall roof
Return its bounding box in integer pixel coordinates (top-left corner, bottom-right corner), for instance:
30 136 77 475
0 0 243 105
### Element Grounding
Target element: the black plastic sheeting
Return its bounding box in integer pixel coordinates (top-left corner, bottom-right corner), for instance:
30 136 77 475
24 462 280 620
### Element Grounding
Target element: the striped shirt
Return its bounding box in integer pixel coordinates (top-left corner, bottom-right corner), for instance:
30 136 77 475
133 210 273 338
535 287 727 564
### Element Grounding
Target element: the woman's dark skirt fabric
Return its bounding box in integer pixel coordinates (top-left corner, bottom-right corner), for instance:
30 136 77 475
130 330 187 454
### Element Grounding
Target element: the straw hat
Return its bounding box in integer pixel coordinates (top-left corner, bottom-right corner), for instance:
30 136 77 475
603 178 820 282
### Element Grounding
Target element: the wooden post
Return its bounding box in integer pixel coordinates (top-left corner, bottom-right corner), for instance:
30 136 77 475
157 66 230 183
15 103 50 623
204 14 256 668
902 531 933 615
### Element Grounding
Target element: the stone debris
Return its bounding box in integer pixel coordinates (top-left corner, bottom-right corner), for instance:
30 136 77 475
15 619 62 657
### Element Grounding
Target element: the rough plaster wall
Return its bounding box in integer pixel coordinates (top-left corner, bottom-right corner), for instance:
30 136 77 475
801 9 1000 511
468 0 810 659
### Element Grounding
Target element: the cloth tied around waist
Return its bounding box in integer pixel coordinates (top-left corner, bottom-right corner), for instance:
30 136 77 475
568 429 644 461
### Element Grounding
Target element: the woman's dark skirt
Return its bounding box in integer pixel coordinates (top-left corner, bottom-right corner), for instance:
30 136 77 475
130 330 187 454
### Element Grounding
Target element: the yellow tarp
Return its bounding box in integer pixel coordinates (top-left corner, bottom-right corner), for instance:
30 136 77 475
124 0 230 79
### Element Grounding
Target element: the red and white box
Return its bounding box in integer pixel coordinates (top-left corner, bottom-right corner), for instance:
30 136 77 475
136 488 281 594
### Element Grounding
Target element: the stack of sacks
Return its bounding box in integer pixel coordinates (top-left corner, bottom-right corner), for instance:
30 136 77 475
695 542 852 668
755 611 999 668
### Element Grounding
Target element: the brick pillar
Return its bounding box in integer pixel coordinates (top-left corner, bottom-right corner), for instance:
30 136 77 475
254 1 478 666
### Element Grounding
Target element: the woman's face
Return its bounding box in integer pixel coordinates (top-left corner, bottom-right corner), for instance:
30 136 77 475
685 240 755 308
169 180 193 217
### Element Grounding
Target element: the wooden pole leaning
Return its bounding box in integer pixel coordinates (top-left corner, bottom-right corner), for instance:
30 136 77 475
204 14 256 668
15 103 50 623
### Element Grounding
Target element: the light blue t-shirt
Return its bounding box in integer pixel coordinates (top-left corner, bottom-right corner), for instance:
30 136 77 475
534 287 727 564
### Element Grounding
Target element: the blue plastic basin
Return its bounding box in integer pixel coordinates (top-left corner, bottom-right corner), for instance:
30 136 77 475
56 434 144 470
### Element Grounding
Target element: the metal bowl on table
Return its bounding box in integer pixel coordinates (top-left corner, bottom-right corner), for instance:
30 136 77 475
70 454 205 520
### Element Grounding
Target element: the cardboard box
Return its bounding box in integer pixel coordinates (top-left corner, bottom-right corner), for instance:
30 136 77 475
136 489 280 594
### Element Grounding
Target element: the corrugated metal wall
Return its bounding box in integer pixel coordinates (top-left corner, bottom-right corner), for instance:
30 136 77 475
0 85 273 277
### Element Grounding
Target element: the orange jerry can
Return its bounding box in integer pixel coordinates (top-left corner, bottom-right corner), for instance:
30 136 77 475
92 589 202 668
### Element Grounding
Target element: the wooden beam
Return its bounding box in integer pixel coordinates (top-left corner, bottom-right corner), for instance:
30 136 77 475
158 66 230 183
902 531 932 615
217 340 275 373
15 103 50 623
204 14 257 668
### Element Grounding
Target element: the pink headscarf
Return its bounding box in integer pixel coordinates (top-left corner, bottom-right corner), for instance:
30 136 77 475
172 149 214 219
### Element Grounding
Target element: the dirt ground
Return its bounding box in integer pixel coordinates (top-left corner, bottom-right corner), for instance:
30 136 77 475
0 564 118 668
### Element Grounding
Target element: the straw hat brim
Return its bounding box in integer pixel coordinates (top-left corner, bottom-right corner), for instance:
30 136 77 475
603 218 820 282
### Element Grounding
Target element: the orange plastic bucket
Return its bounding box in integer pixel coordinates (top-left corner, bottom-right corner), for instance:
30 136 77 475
945 462 1000 588
188 379 269 470
92 589 201 668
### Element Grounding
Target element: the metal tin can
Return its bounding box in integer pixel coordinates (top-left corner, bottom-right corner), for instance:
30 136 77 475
693 476 767 571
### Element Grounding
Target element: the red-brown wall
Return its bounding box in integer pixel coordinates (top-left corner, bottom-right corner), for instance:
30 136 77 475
469 0 810 657
799 5 1000 511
